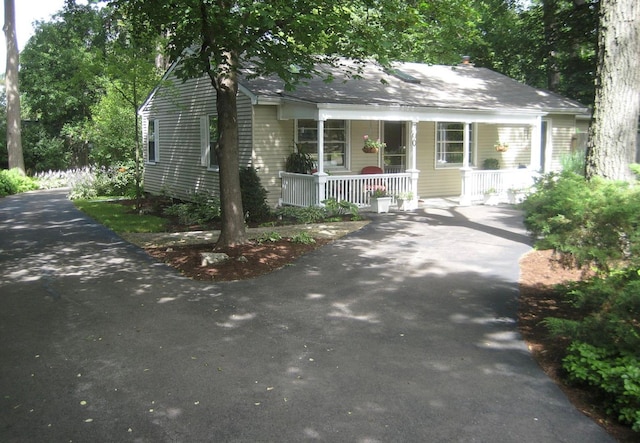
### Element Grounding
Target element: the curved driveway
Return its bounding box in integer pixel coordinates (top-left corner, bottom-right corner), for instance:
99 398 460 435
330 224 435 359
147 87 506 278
0 189 614 442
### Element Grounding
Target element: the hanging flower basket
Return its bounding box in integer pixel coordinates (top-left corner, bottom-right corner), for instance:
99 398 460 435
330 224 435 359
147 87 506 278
495 142 509 152
363 135 385 154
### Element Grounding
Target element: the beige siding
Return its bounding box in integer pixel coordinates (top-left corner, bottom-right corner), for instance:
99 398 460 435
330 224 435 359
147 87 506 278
549 114 579 171
415 122 461 198
476 124 531 169
252 106 294 206
141 74 254 202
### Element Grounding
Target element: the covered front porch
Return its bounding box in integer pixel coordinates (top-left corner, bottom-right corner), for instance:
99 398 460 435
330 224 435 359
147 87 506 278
276 102 546 210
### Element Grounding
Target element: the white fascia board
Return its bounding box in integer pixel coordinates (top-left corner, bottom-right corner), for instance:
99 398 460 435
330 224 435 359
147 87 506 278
138 59 180 115
315 103 545 125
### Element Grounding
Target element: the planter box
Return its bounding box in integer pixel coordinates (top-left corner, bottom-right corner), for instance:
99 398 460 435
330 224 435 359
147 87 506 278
370 196 392 213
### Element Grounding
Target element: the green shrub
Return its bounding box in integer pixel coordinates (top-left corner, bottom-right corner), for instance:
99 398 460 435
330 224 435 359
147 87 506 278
522 171 640 273
240 166 271 223
563 342 640 431
275 205 327 224
163 192 221 226
560 150 586 175
93 162 139 198
483 158 500 170
0 169 39 197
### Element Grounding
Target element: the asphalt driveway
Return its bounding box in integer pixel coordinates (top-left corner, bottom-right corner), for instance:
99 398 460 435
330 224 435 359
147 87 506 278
0 189 614 442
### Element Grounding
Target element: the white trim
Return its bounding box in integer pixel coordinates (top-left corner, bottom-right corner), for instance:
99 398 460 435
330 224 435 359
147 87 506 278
146 118 160 164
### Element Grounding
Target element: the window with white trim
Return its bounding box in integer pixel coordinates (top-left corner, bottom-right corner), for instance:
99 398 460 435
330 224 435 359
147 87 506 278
147 119 159 163
296 119 347 169
436 122 474 167
200 114 219 170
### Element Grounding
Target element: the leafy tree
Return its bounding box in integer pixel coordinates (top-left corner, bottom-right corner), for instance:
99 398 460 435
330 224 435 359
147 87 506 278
111 0 413 247
3 0 24 173
585 0 640 181
19 2 108 166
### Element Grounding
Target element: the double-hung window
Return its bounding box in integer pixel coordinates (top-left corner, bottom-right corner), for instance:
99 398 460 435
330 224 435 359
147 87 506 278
147 119 159 163
436 122 474 167
200 115 219 170
296 119 347 169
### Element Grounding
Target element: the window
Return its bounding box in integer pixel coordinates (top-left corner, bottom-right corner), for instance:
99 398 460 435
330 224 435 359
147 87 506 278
436 122 474 167
147 119 159 163
296 119 347 168
200 115 219 170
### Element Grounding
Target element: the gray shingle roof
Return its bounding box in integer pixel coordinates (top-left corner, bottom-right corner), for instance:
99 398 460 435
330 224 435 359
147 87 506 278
243 61 588 114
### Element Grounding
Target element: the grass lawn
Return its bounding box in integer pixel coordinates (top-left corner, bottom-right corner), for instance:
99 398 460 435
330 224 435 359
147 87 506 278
74 199 168 233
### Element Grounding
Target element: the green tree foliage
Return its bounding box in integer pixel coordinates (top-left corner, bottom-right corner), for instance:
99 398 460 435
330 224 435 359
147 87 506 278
20 3 108 137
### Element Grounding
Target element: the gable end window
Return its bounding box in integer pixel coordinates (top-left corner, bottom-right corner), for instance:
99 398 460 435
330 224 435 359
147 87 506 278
436 122 474 168
200 115 219 170
147 119 159 163
296 119 347 169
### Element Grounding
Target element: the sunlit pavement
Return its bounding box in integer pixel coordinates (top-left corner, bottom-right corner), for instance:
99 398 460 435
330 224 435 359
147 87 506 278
1 189 614 442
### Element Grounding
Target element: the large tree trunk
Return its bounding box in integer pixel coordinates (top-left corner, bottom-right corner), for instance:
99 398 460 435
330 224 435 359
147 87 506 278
543 0 561 92
585 0 640 181
3 0 24 173
212 50 247 247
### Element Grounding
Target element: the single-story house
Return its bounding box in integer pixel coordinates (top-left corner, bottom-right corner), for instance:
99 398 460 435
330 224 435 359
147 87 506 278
139 57 589 209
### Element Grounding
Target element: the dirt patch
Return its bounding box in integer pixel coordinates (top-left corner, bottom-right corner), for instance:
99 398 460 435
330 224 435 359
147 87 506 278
145 238 332 282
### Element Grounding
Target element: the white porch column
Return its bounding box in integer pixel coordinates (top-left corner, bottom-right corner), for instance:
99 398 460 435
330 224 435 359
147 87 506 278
459 122 473 206
405 120 420 209
316 119 325 173
314 119 328 205
462 122 471 169
530 116 542 171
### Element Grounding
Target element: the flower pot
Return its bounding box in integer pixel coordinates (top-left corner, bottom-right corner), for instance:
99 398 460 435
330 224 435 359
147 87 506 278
370 196 392 213
483 192 501 206
363 146 379 153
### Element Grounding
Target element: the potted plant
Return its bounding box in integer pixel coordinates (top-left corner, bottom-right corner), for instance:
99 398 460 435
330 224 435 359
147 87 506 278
369 186 392 213
494 141 509 152
285 151 315 174
395 191 414 211
362 135 386 153
483 188 500 206
483 158 500 170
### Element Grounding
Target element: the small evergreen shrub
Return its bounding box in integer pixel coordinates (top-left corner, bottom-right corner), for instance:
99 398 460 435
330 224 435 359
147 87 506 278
240 167 271 223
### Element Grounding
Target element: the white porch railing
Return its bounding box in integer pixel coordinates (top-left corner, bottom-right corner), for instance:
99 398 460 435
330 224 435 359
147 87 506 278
460 168 539 205
280 172 414 208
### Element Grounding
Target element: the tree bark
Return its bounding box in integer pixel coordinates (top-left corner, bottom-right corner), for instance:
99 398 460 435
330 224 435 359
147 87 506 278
543 0 561 92
585 0 640 181
3 0 25 173
211 50 247 247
